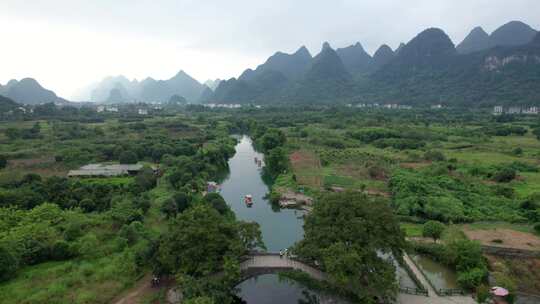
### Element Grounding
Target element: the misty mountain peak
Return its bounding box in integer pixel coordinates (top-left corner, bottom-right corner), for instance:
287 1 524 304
374 44 394 57
308 43 350 82
0 77 61 105
6 79 19 87
172 70 193 80
399 28 456 59
395 43 406 54
322 42 332 51
373 44 395 68
19 78 45 89
456 26 490 54
336 42 372 75
471 26 488 34
294 46 312 59
490 20 537 47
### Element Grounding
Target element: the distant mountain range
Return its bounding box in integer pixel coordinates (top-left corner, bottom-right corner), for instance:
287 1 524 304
0 78 68 105
77 71 208 104
208 20 540 106
2 20 539 107
204 79 222 91
456 21 537 54
0 95 20 112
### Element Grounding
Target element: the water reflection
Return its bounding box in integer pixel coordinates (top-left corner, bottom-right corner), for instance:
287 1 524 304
411 254 459 290
220 136 311 303
219 136 304 252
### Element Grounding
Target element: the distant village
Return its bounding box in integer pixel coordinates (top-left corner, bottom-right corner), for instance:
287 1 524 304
4 100 540 117
493 105 539 115
346 103 444 110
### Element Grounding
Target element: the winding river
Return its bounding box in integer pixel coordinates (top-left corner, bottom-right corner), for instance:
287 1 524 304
220 136 318 304
220 136 430 303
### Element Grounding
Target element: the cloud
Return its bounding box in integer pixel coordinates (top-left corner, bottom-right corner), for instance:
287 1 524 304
0 0 538 98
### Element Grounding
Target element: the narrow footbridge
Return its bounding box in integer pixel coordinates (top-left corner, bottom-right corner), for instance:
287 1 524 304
239 252 326 282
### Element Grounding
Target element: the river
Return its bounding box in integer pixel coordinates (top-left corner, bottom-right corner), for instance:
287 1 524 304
219 136 321 304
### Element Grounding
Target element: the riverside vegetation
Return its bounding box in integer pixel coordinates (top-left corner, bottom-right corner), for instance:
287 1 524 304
224 105 540 299
1 104 540 303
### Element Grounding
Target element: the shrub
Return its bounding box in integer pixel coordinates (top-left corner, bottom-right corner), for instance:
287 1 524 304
134 196 151 214
368 166 386 179
512 147 523 156
424 150 446 162
422 221 445 242
373 138 425 150
77 233 101 258
119 221 144 245
51 240 72 260
135 167 157 190
492 185 514 198
323 138 346 149
476 284 490 303
534 222 540 234
0 245 18 282
493 168 516 183
0 155 7 169
64 221 84 241
457 267 487 290
119 151 138 164
204 193 229 215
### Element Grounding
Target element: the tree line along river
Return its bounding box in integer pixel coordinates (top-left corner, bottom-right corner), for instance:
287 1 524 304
219 136 459 303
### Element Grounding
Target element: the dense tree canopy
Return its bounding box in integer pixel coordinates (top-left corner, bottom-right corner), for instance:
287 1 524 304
295 192 406 302
155 204 263 276
119 151 138 164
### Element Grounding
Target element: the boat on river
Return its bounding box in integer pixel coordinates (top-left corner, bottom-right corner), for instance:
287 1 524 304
244 194 253 207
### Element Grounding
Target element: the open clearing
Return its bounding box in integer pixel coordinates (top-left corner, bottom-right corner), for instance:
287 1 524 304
290 150 322 188
463 227 540 250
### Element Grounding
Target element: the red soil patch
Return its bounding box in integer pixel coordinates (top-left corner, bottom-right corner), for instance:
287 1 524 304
290 150 322 188
463 227 540 251
290 150 319 167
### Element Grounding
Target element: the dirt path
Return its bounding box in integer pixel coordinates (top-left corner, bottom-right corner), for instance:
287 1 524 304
113 274 155 304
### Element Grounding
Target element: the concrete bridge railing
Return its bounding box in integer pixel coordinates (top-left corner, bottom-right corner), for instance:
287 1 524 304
239 252 326 282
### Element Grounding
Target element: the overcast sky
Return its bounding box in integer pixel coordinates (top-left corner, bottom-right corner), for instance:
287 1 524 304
1 0 539 99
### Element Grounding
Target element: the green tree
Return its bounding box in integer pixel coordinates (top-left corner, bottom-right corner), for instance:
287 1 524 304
0 245 18 282
295 192 405 302
135 166 157 190
119 151 138 164
260 129 286 152
534 222 540 234
265 147 288 177
77 233 101 258
493 168 516 183
0 155 7 169
422 221 445 242
203 193 230 215
110 198 143 226
156 204 262 276
5 128 21 140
